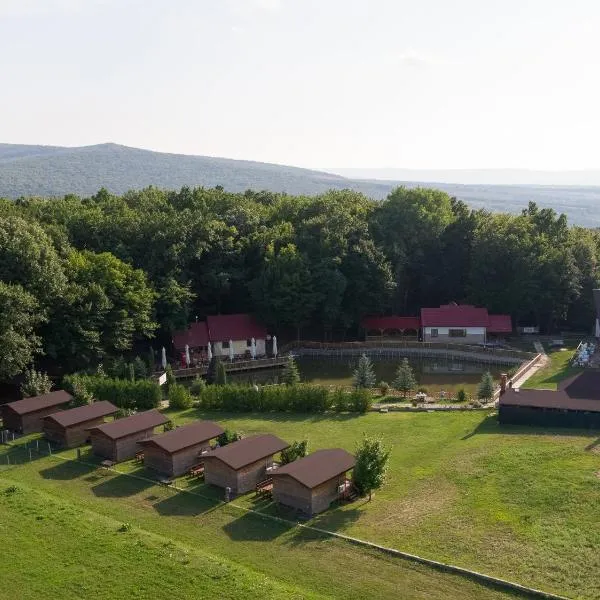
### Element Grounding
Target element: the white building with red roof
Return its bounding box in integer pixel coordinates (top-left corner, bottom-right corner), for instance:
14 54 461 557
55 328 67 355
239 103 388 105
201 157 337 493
421 304 512 344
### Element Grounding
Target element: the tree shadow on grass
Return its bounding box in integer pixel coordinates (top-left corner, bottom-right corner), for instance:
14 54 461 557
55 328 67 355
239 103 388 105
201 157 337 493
92 469 155 498
222 510 295 541
40 460 97 481
462 414 600 440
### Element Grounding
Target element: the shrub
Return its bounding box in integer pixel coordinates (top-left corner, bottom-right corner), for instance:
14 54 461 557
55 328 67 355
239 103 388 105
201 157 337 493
417 386 428 394
378 381 390 396
132 356 147 380
168 384 193 409
4 485 20 495
280 440 308 465
215 359 228 385
217 429 242 446
198 383 369 414
116 408 137 418
456 388 467 403
118 523 132 532
64 375 161 411
163 420 175 432
190 376 206 396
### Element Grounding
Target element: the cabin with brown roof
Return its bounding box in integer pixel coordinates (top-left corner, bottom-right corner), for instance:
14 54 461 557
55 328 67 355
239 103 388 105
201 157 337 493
203 434 289 495
2 390 73 434
272 449 355 516
499 371 600 428
137 420 224 477
42 401 118 449
88 409 168 462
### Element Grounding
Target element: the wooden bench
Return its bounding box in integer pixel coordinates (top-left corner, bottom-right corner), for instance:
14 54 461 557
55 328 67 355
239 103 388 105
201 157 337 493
255 477 273 497
135 450 144 462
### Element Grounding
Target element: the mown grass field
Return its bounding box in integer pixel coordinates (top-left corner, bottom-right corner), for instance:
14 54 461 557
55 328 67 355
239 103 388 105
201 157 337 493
1 409 599 599
522 345 581 390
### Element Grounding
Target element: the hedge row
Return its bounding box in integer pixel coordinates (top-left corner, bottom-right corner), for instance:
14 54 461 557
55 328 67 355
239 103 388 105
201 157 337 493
64 375 162 410
199 384 372 414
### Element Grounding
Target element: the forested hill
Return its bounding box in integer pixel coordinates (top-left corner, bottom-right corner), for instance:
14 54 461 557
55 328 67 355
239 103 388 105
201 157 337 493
2 143 600 226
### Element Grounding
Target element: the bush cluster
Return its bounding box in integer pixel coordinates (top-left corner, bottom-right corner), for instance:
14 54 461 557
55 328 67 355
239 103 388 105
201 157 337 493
199 384 372 414
64 375 162 411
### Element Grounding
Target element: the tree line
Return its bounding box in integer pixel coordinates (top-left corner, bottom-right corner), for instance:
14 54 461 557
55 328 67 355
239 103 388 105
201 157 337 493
1 185 598 383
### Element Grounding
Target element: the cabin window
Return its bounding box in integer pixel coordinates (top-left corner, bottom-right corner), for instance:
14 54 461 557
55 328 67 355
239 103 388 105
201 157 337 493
430 328 438 337
222 341 230 349
449 329 467 337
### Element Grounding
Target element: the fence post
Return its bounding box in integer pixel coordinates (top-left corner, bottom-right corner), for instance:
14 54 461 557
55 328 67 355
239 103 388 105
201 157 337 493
29 448 32 462
48 443 52 455
6 455 9 466
36 439 39 452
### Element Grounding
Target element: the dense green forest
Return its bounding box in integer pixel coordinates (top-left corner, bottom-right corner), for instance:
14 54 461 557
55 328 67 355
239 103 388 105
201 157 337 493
0 185 598 383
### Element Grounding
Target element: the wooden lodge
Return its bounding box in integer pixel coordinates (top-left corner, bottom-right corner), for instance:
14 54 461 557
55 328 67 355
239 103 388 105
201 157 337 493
88 409 168 462
271 449 355 516
43 401 118 449
203 434 289 495
499 371 600 428
1 390 73 434
137 420 224 477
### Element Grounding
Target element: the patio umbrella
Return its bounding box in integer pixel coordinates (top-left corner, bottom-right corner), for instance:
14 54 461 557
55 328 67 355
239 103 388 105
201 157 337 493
161 346 167 370
272 335 278 358
251 337 256 359
207 342 213 362
229 340 234 362
185 344 190 367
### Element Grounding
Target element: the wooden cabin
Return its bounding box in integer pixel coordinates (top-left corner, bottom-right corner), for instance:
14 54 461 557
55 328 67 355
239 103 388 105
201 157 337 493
499 371 600 428
88 409 168 462
137 420 224 477
43 401 118 449
203 434 289 495
1 390 73 434
272 449 355 516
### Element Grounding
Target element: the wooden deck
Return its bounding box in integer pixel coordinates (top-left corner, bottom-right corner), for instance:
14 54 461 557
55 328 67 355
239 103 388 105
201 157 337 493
155 356 287 380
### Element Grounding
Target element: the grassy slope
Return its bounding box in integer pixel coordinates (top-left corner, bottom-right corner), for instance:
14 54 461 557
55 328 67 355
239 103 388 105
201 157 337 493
522 346 581 390
2 409 598 599
0 484 317 600
0 448 519 600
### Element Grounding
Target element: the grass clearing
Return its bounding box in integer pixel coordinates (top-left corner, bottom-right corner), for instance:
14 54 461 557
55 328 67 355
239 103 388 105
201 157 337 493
522 345 580 390
1 409 599 599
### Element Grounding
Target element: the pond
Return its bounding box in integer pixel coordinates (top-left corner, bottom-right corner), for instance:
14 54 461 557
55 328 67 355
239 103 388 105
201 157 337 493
226 357 507 399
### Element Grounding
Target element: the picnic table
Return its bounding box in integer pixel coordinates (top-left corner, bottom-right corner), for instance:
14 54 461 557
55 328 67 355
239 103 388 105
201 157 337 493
100 459 115 471
189 463 205 478
255 477 273 498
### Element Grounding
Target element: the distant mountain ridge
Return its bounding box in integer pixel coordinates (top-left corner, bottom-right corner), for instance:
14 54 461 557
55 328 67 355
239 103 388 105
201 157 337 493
1 142 600 227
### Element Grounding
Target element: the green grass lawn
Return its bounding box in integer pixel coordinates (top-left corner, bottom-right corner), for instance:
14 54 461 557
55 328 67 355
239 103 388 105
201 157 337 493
522 345 581 390
1 409 599 599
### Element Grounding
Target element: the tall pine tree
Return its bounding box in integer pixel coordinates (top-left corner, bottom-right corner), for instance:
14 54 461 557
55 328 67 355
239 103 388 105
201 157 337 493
393 358 417 398
353 353 376 389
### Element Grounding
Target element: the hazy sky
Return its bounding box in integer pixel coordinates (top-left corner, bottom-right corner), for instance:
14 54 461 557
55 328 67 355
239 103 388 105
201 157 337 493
2 0 599 170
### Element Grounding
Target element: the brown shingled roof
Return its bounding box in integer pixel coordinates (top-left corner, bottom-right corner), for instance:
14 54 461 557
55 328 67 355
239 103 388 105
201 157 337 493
500 371 600 413
4 390 72 415
43 401 118 428
87 409 168 440
203 434 289 470
272 449 355 489
138 420 224 454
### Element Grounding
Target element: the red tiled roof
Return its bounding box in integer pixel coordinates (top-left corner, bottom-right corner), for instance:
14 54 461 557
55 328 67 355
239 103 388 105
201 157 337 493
87 409 168 440
4 390 72 416
421 304 490 328
172 321 209 351
488 314 512 333
272 449 355 489
43 401 118 428
500 371 600 412
138 420 224 454
361 316 421 331
206 314 267 343
203 434 289 470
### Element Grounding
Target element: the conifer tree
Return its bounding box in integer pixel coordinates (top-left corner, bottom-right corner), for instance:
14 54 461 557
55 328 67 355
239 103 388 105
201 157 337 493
393 358 417 398
477 371 495 401
353 353 376 389
282 354 301 385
